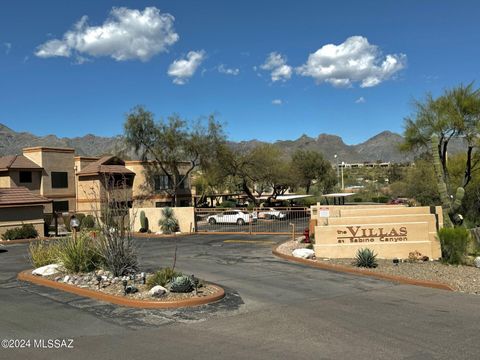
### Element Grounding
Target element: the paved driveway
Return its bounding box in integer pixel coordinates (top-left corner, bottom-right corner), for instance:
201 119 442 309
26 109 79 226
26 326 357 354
1 234 479 359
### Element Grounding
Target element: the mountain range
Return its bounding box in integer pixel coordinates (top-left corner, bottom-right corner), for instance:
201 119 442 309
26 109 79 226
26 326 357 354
0 123 461 163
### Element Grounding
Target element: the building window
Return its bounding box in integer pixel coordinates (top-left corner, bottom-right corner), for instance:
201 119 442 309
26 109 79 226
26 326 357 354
19 171 32 183
51 172 68 188
154 175 172 191
155 201 173 208
53 200 69 213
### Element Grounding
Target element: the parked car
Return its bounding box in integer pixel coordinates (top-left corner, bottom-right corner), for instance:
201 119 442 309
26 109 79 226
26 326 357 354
258 208 287 220
207 210 257 225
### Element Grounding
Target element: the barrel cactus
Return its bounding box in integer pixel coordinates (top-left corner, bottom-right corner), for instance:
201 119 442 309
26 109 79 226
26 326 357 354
170 275 194 293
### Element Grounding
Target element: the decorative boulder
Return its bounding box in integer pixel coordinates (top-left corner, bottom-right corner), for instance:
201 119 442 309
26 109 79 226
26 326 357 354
149 285 167 297
474 256 480 268
32 264 62 276
292 248 315 259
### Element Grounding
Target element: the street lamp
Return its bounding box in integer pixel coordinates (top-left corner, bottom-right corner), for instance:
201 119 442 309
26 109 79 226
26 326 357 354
341 161 345 190
334 154 339 188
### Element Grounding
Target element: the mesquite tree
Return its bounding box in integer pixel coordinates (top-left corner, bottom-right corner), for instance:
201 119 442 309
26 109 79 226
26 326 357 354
124 106 225 206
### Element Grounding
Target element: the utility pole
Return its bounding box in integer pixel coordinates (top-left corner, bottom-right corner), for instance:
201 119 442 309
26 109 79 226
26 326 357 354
341 161 345 190
334 154 340 188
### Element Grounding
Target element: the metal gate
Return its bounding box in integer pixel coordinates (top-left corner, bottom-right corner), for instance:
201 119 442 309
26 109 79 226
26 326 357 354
194 207 310 235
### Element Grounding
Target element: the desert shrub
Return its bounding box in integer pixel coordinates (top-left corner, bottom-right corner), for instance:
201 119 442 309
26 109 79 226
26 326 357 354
170 275 194 293
158 207 179 234
146 267 181 289
354 248 378 268
438 227 470 265
56 233 99 273
96 234 138 277
75 213 85 228
81 215 95 229
371 196 389 204
29 240 61 267
2 224 38 240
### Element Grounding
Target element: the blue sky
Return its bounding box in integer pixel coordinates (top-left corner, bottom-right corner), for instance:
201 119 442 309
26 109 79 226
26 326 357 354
0 0 479 144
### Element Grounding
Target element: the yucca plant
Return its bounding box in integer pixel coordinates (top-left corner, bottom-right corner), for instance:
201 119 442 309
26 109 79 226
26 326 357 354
158 207 179 234
354 248 378 268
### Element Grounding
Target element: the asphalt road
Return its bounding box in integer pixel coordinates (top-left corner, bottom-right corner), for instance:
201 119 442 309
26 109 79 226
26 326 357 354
1 234 480 360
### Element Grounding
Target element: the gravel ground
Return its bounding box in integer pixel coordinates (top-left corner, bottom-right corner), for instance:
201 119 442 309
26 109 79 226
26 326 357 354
44 271 218 301
277 240 480 295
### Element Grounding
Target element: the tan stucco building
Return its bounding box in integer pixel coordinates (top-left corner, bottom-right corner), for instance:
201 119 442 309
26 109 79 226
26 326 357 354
0 147 194 218
22 147 76 213
125 160 193 208
0 187 51 239
76 156 135 215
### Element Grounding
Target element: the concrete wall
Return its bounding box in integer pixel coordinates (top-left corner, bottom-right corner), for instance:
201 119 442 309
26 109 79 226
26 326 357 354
0 174 12 187
130 207 195 233
0 205 44 239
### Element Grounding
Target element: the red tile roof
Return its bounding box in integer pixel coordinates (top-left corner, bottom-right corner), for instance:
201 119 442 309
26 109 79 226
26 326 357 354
0 187 50 207
76 156 135 176
0 155 43 172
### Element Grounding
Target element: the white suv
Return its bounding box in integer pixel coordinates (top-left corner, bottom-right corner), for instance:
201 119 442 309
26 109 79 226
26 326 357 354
207 210 256 225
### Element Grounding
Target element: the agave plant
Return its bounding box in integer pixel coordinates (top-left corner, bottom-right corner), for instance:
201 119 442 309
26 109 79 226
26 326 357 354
354 248 378 268
170 275 194 293
158 207 179 234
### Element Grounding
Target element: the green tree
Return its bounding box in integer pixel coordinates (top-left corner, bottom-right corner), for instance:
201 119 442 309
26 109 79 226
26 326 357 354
290 149 336 194
389 158 441 206
124 106 225 206
402 83 480 225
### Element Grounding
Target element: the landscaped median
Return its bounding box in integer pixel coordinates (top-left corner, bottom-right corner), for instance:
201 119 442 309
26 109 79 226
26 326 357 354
272 240 480 293
18 268 225 309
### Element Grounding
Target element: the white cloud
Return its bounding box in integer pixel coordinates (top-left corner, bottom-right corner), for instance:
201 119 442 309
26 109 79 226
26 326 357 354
4 42 11 54
272 99 283 105
168 50 206 85
218 64 239 76
296 36 406 88
260 52 292 82
355 96 366 104
35 7 179 62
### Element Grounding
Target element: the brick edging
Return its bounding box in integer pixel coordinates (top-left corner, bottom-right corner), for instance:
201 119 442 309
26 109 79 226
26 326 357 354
272 243 454 292
17 270 225 308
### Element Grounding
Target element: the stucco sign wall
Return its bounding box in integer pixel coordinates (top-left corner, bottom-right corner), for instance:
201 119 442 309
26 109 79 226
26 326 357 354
313 205 442 259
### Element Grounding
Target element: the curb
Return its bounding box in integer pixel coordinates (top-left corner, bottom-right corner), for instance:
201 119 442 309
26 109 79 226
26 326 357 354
0 237 60 245
133 232 192 238
272 243 454 292
17 270 225 309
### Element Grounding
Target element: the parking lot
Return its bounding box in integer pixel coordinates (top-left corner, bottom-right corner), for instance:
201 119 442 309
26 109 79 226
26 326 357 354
195 207 310 234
